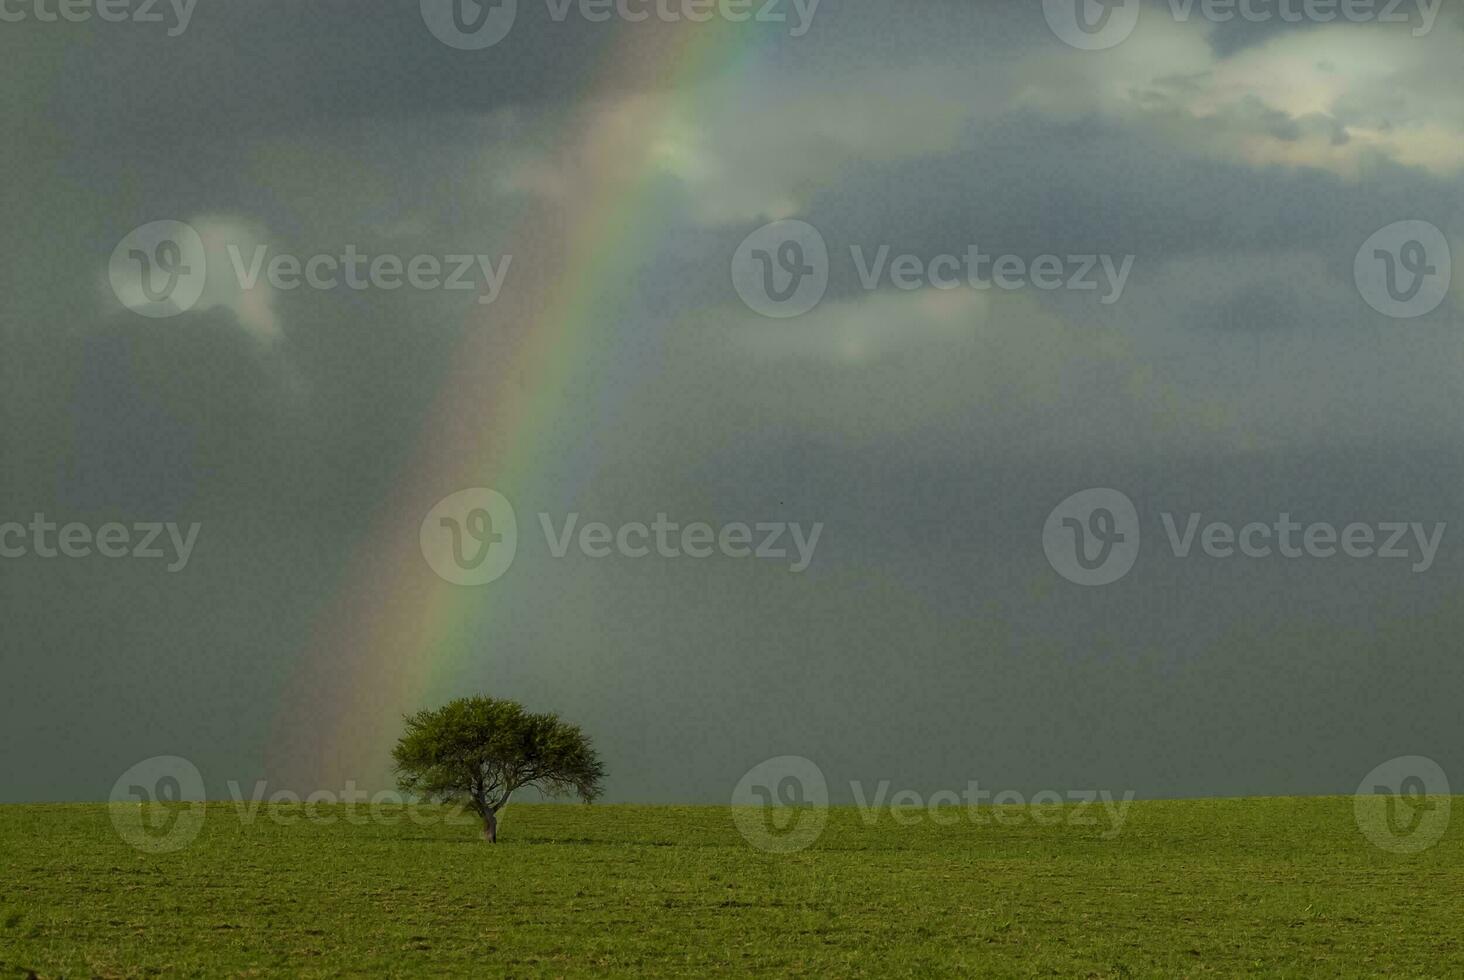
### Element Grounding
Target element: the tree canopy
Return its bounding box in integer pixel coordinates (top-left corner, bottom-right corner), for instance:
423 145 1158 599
392 695 605 842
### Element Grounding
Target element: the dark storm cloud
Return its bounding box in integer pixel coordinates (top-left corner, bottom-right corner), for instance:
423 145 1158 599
50 1 602 139
3 0 1463 805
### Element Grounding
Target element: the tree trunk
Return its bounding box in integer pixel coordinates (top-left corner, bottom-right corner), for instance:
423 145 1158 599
482 809 498 843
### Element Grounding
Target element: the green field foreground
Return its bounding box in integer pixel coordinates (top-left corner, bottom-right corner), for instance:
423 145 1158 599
3 797 1462 977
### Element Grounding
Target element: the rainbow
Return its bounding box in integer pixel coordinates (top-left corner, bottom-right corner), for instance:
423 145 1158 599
268 16 777 790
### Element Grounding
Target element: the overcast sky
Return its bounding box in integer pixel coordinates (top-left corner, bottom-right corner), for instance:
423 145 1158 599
3 0 1463 804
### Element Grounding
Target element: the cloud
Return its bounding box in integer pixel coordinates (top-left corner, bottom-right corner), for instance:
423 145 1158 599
1016 15 1464 179
103 215 281 343
498 66 976 224
653 284 1242 459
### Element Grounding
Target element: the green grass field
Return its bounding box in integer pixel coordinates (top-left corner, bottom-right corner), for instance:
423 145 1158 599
3 797 1461 977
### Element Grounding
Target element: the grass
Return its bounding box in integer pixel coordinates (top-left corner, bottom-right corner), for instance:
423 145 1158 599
2 797 1462 977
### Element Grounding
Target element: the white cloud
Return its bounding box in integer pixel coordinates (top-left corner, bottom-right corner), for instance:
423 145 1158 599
103 214 281 343
190 215 282 343
1016 16 1464 178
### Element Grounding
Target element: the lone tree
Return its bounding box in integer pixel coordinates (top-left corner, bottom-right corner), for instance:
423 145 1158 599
392 695 605 842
